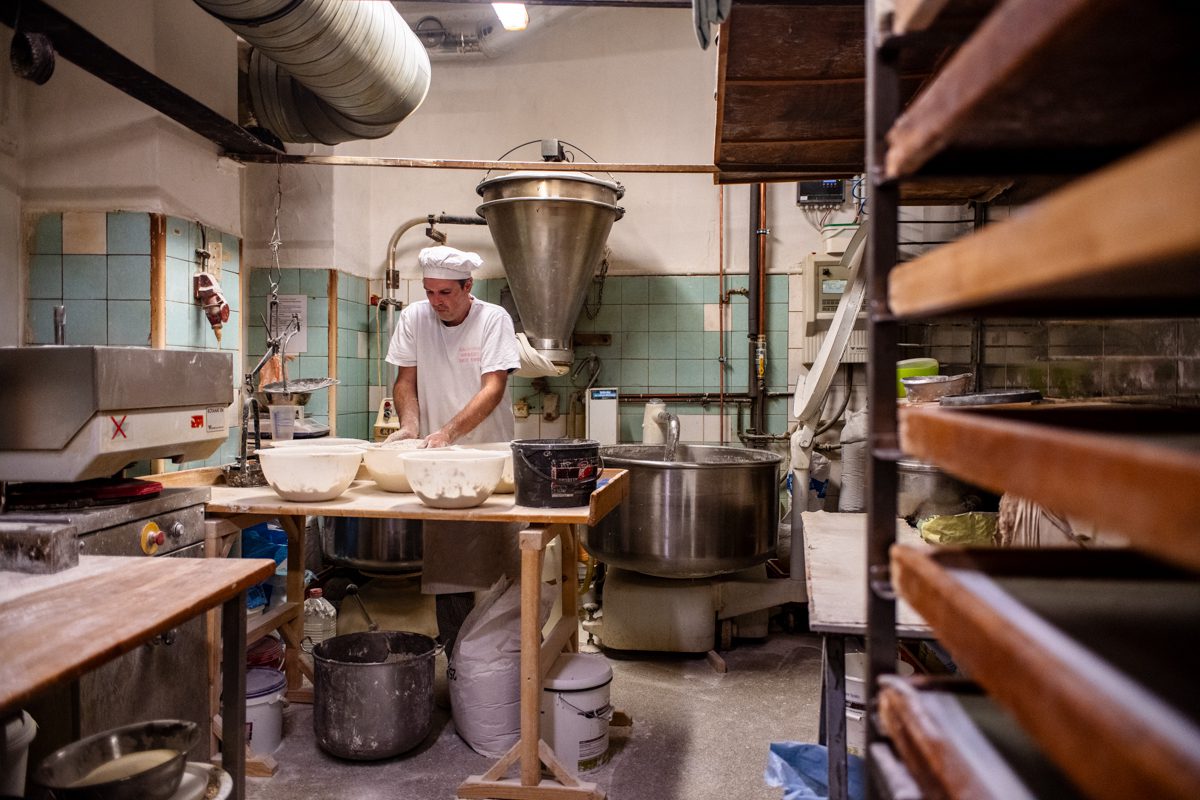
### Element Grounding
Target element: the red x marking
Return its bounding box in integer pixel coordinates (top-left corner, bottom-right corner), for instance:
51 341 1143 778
111 415 128 439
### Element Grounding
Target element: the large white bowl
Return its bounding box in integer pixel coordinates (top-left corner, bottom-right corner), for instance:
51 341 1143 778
361 440 425 492
268 437 370 449
398 449 507 509
468 442 515 493
257 446 363 502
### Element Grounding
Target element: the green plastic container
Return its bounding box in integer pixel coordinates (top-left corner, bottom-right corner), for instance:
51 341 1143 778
896 358 939 397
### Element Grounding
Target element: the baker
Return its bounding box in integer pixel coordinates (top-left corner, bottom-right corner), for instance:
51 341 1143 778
384 245 522 656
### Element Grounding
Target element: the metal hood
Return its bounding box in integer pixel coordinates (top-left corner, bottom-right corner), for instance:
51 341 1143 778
195 0 431 145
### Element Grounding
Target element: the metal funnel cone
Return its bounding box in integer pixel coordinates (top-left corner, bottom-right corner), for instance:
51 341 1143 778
477 171 624 364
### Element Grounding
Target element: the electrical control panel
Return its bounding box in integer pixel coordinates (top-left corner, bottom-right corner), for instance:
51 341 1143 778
799 251 867 363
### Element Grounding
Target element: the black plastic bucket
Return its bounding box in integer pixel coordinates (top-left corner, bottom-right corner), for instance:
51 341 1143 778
512 438 601 508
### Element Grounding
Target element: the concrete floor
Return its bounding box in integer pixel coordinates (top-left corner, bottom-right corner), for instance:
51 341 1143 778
245 578 822 800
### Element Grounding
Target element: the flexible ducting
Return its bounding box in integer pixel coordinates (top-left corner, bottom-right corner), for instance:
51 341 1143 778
195 0 431 144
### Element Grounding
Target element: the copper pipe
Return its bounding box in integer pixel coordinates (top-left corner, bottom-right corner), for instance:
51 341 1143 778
757 183 767 336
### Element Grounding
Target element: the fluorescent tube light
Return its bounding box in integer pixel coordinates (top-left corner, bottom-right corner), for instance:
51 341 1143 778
492 3 529 32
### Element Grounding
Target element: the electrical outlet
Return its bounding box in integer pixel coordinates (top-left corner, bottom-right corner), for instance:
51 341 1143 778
514 399 530 419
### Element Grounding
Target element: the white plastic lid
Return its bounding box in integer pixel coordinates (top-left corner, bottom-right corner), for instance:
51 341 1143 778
245 667 287 699
543 654 613 692
2 710 37 750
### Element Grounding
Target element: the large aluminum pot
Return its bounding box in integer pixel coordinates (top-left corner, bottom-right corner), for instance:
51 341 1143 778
897 458 996 519
313 631 439 760
588 444 782 579
320 517 422 573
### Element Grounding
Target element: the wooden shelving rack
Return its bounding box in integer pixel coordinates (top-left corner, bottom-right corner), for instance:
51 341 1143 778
864 0 1200 797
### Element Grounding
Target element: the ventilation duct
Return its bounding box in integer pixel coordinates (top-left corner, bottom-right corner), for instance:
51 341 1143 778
195 0 431 145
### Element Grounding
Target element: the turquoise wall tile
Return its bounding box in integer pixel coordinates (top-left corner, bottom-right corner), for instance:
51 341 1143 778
620 276 647 303
108 255 151 299
703 359 721 388
676 276 706 304
34 214 62 254
619 413 641 444
766 349 790 390
622 304 649 332
343 359 368 386
62 255 107 298
107 212 150 255
767 274 788 300
698 276 719 299
597 360 621 387
649 331 677 359
350 275 368 305
589 302 620 332
647 277 676 304
766 414 788 435
298 355 325 379
222 271 241 308
277 268 300 295
307 326 329 356
677 330 703 359
702 331 722 359
165 300 191 347
307 296 329 327
730 301 748 333
166 257 192 304
64 299 108 344
728 359 748 388
648 305 676 332
222 310 241 350
165 217 192 261
27 300 58 343
336 271 349 298
221 233 240 273
249 268 273 298
300 268 328 297
648 359 676 387
676 304 703 332
337 332 358 358
107 300 150 345
767 302 788 332
677 359 705 387
726 274 749 291
619 359 648 389
337 299 367 331
29 254 62 298
621 331 649 358
189 303 210 348
247 324 267 355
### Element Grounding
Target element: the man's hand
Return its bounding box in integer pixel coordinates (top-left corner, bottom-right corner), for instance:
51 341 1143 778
384 428 418 444
423 430 452 449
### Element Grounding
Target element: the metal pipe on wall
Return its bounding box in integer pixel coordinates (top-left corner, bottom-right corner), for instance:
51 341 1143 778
748 184 769 434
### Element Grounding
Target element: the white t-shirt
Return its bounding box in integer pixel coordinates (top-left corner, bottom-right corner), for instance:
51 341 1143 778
385 298 520 444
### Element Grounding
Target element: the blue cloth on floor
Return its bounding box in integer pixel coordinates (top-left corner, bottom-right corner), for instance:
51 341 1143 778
764 742 865 800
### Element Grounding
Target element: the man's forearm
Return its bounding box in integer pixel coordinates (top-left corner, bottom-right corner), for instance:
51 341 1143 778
393 367 421 437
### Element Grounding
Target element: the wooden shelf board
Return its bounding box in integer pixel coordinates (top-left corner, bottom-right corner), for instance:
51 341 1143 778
892 546 1200 800
202 468 628 527
247 601 299 644
0 555 274 716
889 122 1200 318
878 677 1087 800
886 0 1200 179
899 404 1200 572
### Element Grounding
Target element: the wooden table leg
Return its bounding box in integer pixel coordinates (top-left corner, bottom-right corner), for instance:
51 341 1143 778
221 590 248 800
457 522 603 800
275 514 308 699
824 635 849 800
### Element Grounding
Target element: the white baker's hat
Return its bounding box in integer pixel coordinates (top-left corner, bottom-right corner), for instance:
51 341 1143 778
419 245 482 279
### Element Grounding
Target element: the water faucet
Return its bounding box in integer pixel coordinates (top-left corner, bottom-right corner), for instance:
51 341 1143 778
656 409 681 461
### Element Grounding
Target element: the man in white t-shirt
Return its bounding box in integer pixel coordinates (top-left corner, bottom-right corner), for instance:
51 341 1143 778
384 245 522 656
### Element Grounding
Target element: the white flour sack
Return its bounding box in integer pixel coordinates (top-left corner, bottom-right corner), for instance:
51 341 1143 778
449 576 554 756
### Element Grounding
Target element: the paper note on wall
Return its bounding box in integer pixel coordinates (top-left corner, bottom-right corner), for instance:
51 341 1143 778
273 294 309 353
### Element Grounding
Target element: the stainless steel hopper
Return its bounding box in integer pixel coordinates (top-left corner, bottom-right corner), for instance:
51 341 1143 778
476 170 624 365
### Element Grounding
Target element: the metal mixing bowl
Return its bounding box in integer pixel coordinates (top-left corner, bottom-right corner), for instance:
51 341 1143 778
900 372 973 403
33 719 199 800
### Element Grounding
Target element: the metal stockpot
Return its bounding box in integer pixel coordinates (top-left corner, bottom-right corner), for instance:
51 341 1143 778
320 517 422 573
313 631 439 760
896 458 994 519
587 444 782 579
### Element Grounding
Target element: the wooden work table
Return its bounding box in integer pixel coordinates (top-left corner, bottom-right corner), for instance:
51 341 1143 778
0 555 275 800
801 511 933 800
193 467 630 800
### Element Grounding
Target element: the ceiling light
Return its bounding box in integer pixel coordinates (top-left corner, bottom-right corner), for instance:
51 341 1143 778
492 3 529 32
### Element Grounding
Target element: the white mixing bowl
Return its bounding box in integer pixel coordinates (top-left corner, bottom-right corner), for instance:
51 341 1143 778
257 445 363 502
269 437 370 449
468 443 515 493
399 449 507 509
361 440 425 492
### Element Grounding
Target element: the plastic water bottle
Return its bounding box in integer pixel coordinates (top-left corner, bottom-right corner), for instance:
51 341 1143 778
302 588 337 654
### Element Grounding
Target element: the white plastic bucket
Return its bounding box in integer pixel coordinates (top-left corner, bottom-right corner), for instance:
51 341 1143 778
540 654 613 772
0 710 37 797
245 668 287 755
